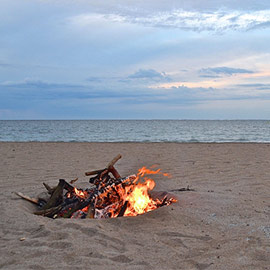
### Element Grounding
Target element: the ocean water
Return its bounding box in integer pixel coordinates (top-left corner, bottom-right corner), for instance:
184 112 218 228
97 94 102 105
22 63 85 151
0 120 270 142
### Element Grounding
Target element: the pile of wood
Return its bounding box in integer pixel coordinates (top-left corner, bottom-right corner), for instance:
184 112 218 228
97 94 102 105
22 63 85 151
16 155 175 219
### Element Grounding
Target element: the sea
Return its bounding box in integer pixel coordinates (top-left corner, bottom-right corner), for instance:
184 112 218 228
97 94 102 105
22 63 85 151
0 120 270 143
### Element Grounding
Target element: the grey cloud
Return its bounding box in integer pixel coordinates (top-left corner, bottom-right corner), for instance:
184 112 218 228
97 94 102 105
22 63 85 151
128 69 170 81
2 78 270 113
0 79 155 101
0 78 216 105
86 77 103 83
165 85 270 103
85 69 171 84
1 79 84 89
200 67 254 76
237 83 267 87
0 62 12 68
236 83 270 90
199 74 221 78
248 21 270 30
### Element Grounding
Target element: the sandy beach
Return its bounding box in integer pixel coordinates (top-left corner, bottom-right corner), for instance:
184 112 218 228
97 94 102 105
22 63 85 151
0 142 269 270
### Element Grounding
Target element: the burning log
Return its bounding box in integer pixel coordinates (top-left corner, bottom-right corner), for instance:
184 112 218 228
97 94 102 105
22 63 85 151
117 201 129 217
15 155 178 219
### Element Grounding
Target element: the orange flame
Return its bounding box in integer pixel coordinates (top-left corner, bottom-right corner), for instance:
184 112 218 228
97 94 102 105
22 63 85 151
74 187 86 198
68 166 176 219
122 166 172 217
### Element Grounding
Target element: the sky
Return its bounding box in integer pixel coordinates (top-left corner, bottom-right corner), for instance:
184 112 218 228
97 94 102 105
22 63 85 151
0 0 270 119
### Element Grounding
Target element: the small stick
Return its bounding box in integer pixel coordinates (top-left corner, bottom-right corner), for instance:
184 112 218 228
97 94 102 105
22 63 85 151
15 192 39 205
159 195 168 207
107 154 122 169
170 186 195 192
43 183 55 194
85 169 104 176
70 178 79 184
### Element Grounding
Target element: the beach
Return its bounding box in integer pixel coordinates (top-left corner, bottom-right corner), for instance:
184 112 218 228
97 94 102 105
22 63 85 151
0 142 269 270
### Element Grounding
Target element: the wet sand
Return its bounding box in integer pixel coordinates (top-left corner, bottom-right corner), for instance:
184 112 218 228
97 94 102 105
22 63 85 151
0 142 269 270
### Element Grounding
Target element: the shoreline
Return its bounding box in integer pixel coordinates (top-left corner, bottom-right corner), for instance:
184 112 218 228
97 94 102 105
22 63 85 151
1 141 270 144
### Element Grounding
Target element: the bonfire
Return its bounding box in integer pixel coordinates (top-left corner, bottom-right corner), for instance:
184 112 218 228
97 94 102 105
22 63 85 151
16 155 177 219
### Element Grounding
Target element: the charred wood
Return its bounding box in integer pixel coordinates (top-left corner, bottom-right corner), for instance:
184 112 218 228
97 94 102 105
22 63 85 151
34 205 62 217
117 201 128 217
170 186 195 192
41 179 66 210
43 183 55 195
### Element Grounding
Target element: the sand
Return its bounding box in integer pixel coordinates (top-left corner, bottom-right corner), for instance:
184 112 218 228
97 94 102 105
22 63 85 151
0 142 269 270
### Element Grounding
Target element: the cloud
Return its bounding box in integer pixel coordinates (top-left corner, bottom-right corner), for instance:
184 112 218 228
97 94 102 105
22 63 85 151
2 77 270 120
86 76 103 83
165 84 270 103
1 79 83 89
71 9 270 32
85 69 171 84
200 66 254 76
236 83 270 90
249 21 270 30
0 62 12 68
128 69 170 81
199 74 221 78
0 78 156 101
0 78 222 104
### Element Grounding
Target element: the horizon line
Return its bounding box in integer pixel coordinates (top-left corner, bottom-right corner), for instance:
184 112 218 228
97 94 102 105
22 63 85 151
1 119 270 121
